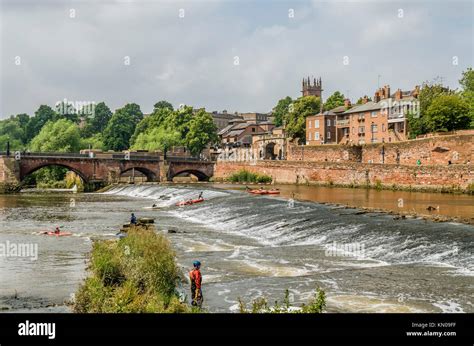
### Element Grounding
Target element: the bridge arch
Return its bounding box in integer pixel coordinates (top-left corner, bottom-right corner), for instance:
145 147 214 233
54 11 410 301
20 163 88 184
169 169 210 182
120 167 158 182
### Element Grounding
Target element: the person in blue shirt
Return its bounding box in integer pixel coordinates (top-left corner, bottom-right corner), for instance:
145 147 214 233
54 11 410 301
130 213 137 225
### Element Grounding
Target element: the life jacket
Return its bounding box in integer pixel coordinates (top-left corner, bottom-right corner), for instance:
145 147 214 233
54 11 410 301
189 269 202 290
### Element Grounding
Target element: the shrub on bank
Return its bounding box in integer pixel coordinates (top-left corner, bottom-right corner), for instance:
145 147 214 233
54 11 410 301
74 227 189 313
228 169 272 183
238 288 326 313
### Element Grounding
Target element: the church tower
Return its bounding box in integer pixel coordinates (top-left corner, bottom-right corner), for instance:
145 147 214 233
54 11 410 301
302 76 322 98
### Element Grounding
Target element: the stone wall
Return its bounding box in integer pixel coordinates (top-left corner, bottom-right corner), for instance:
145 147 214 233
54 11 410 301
362 134 473 165
288 144 362 163
287 133 473 166
214 160 473 191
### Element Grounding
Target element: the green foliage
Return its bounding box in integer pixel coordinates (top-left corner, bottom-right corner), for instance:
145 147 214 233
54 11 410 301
88 102 113 134
26 166 68 188
103 105 138 151
284 96 321 143
459 67 474 93
30 119 81 152
26 105 57 140
184 110 218 156
324 91 345 111
153 100 173 111
238 288 326 313
80 133 105 150
130 107 173 146
166 105 194 139
54 101 79 123
0 117 26 151
424 94 470 132
459 68 474 128
131 127 181 152
228 169 272 183
272 96 293 127
74 227 189 313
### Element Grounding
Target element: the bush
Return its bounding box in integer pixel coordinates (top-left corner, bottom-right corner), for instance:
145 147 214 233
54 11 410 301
74 227 189 313
228 169 272 183
238 288 326 313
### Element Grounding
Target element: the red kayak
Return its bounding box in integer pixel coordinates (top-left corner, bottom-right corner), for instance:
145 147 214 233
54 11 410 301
42 231 73 237
176 198 205 206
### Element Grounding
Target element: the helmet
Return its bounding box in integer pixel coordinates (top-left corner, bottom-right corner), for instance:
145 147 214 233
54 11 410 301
193 260 201 267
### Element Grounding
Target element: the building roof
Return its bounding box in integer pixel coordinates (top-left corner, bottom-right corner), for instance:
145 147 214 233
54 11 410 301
329 105 347 113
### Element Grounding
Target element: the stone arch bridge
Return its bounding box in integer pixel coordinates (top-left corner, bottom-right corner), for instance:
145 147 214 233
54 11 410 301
0 152 215 189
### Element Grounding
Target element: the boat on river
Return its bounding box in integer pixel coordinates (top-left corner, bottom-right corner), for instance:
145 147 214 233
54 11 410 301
175 198 205 206
248 189 280 195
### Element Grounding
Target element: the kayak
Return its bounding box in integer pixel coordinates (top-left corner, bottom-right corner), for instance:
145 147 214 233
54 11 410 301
43 231 72 237
248 189 280 195
175 198 205 206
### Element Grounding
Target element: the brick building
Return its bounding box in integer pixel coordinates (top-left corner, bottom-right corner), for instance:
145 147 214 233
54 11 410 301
302 77 323 98
336 85 419 145
305 99 351 145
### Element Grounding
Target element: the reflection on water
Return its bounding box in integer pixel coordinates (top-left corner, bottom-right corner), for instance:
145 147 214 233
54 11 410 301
0 184 473 313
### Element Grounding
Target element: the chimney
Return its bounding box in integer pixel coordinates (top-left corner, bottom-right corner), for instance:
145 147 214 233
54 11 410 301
411 85 420 98
395 89 403 100
362 95 369 104
344 98 351 109
383 85 391 99
374 90 381 103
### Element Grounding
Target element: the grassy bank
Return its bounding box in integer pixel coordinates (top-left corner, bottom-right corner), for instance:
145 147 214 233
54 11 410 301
74 227 190 313
227 169 272 183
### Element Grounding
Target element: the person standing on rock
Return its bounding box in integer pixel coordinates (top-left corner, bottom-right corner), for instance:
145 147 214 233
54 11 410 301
130 213 137 225
189 260 203 307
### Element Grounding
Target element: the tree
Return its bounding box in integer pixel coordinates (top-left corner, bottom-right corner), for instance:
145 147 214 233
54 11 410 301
459 67 474 128
424 94 470 132
55 101 79 123
323 91 345 111
459 67 474 92
0 118 25 150
131 127 181 152
25 105 57 140
103 108 136 151
153 100 173 111
165 105 194 139
89 102 113 134
29 119 81 152
130 107 173 146
284 96 321 143
272 96 293 127
80 133 105 150
121 103 144 125
184 110 218 156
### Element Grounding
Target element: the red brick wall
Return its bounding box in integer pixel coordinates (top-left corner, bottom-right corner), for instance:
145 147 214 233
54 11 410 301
214 161 473 190
362 134 473 165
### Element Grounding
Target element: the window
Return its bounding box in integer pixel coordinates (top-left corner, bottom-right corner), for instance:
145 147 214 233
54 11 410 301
327 119 331 127
359 126 365 134
252 127 255 132
309 132 312 140
371 124 378 133
309 120 312 128
315 132 320 140
315 120 320 128
327 131 331 139
371 111 378 117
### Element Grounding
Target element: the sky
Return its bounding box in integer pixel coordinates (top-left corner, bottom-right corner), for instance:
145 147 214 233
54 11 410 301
0 0 473 118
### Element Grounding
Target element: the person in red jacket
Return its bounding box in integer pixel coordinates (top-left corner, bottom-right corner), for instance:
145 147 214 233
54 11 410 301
189 260 203 307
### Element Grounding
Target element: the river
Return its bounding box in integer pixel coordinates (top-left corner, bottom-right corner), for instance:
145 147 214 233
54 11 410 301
0 184 473 313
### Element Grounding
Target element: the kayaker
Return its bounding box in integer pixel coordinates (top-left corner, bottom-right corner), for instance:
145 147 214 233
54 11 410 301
130 213 137 225
198 191 203 200
189 260 203 307
54 227 60 235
